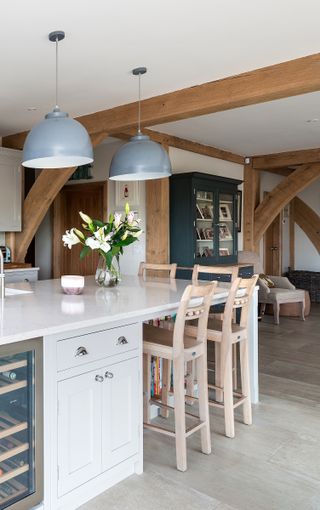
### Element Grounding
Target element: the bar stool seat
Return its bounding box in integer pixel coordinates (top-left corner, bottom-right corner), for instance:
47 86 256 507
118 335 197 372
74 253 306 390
144 323 206 360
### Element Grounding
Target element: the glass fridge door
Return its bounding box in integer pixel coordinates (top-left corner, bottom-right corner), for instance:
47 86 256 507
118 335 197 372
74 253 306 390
0 340 43 510
195 190 215 260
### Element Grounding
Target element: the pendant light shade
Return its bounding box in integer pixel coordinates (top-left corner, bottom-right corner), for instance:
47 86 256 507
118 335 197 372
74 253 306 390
109 133 171 181
22 31 93 169
109 67 171 181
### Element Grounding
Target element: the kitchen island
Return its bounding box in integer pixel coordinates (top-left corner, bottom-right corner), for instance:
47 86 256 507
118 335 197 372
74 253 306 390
0 276 258 510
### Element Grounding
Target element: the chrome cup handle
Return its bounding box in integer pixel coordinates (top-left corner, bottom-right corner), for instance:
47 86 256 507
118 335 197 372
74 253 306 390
75 346 88 357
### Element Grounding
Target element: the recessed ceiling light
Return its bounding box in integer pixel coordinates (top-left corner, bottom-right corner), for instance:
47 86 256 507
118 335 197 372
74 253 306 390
306 118 319 123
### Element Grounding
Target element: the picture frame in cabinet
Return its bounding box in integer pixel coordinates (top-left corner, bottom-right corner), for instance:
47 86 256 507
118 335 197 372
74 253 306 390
219 248 230 256
219 203 232 221
219 223 232 240
204 227 213 240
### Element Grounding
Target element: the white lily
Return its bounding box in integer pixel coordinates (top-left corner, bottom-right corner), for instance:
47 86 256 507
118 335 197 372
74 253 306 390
85 237 100 250
62 229 81 249
132 230 142 238
127 211 135 224
114 213 122 229
121 231 128 241
93 228 111 254
79 211 92 225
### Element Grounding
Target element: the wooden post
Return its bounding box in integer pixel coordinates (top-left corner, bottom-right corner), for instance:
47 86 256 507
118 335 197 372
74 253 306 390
146 177 170 265
243 160 260 252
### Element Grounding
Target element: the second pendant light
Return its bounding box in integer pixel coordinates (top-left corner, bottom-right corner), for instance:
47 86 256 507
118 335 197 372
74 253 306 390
109 67 171 181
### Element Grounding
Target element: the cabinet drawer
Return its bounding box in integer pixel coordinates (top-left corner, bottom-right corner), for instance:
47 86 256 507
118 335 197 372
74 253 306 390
57 323 141 372
5 269 39 283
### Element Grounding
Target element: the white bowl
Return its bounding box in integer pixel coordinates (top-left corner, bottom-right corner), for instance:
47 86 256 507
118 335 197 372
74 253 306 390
61 275 85 295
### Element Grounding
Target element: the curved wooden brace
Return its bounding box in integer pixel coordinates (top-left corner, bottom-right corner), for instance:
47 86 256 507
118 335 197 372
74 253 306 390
293 197 320 254
254 163 320 243
8 132 108 262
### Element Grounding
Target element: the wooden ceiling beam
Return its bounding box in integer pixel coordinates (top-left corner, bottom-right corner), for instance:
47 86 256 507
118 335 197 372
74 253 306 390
292 197 320 254
253 162 320 243
3 52 320 151
252 147 320 170
115 129 244 165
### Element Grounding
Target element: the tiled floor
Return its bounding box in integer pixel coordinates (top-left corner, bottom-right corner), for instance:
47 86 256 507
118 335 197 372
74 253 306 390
81 305 320 510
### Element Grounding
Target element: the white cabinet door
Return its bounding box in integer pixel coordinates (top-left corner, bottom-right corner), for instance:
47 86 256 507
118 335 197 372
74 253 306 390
57 370 102 496
0 148 22 231
102 357 140 471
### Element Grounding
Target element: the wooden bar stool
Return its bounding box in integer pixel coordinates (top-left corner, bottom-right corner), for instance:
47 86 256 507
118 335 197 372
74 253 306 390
143 282 217 471
202 275 258 438
192 264 239 398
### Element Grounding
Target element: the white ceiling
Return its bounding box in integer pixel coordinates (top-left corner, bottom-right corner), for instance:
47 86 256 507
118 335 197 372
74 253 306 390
1 0 320 156
152 92 320 156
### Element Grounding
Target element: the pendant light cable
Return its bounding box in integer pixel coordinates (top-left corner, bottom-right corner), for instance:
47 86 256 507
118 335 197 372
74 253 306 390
55 36 59 110
138 72 141 135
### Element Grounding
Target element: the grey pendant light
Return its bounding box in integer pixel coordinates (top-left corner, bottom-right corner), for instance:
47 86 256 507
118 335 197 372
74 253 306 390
109 67 171 181
22 31 93 169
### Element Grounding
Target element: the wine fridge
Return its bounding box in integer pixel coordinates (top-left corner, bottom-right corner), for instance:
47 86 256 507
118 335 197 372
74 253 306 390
0 339 43 510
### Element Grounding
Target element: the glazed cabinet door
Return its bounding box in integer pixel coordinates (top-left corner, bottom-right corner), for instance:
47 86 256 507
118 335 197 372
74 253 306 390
57 370 102 496
102 357 140 472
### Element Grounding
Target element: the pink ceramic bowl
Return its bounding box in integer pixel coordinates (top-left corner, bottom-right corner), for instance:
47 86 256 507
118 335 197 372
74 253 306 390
61 275 85 295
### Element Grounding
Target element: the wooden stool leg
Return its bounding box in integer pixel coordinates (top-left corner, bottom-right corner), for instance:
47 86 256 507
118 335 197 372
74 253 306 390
196 353 211 455
143 353 151 424
173 357 187 471
223 350 235 438
161 359 171 418
186 360 195 405
232 343 238 390
239 339 252 425
214 343 223 402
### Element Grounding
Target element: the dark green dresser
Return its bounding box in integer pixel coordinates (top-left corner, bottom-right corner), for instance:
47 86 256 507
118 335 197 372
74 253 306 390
170 172 241 270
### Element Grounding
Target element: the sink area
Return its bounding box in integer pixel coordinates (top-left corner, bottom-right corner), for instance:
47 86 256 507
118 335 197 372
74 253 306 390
5 288 33 296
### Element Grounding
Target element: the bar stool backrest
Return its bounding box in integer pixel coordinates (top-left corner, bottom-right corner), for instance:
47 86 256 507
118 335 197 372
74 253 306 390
173 282 217 357
220 275 258 371
236 275 259 329
192 264 238 282
138 262 177 279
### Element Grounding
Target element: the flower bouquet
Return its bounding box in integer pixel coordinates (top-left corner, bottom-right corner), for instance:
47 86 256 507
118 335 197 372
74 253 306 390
62 203 142 287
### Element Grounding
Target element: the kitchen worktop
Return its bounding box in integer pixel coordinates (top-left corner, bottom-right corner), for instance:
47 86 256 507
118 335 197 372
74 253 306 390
0 275 231 346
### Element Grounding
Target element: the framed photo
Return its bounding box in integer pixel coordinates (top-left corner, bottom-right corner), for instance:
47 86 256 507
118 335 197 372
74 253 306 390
219 203 232 221
115 181 139 207
219 223 232 240
237 190 242 232
204 227 213 240
196 203 204 219
201 205 213 219
219 248 230 256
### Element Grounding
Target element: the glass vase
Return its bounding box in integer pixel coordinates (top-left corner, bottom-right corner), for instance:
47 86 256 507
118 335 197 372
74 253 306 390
95 255 121 288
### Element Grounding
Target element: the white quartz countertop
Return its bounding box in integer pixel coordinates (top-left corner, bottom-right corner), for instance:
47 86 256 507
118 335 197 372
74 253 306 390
0 275 230 346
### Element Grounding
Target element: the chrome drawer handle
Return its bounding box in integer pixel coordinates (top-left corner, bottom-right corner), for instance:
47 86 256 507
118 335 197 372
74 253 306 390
95 375 104 383
75 346 88 357
117 336 128 345
105 371 114 379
